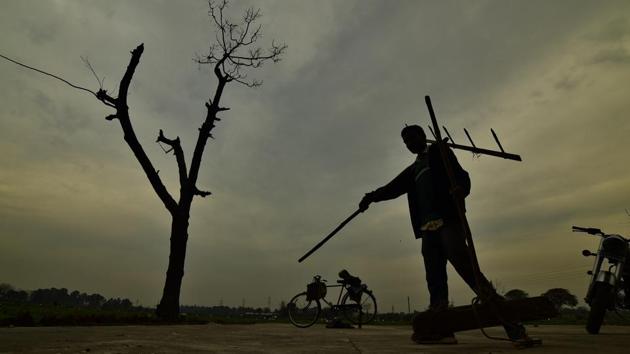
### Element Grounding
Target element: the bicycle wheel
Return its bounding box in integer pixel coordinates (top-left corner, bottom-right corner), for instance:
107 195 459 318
288 292 321 328
341 290 377 325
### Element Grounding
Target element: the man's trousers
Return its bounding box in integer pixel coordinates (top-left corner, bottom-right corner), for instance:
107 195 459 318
421 221 496 308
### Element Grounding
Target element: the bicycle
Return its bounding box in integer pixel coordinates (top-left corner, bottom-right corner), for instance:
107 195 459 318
287 269 377 328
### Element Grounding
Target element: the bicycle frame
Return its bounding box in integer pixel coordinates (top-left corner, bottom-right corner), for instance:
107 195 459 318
320 284 347 308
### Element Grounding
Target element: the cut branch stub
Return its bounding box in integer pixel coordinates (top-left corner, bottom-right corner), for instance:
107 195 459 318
96 89 117 108
194 187 212 198
118 43 145 109
157 129 188 185
157 129 180 150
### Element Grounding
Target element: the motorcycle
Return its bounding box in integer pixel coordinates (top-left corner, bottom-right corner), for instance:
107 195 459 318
573 225 630 334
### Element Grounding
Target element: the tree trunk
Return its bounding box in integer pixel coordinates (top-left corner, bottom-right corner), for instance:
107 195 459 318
156 212 190 320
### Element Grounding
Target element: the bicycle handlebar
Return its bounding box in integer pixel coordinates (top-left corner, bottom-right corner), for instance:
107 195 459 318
572 225 603 235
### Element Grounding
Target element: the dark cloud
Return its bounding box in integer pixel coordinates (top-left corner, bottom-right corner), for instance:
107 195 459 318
554 75 582 91
590 47 630 65
585 17 630 42
26 22 60 45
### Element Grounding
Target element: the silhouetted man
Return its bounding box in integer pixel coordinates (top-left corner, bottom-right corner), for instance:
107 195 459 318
359 125 526 344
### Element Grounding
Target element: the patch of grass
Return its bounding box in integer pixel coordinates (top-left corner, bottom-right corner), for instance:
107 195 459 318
0 302 208 327
527 307 630 326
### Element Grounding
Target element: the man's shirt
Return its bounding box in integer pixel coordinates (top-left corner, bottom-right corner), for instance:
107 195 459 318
368 144 470 239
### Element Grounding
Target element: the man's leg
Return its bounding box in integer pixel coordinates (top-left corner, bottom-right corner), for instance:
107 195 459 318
438 222 528 341
438 222 495 296
421 230 449 310
413 231 458 344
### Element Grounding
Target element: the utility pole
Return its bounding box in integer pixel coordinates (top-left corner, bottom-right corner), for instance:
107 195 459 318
407 296 411 314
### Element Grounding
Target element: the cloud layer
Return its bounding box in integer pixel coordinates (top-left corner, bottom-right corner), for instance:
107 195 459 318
1 0 630 311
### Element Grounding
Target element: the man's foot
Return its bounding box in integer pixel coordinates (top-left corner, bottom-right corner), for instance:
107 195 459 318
411 332 458 345
427 302 449 312
511 334 542 348
504 323 527 341
504 324 542 348
478 289 506 305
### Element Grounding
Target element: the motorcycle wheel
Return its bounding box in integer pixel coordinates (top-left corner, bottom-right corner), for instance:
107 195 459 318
586 282 613 334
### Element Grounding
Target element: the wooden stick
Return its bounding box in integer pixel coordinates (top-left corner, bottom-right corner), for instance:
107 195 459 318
424 95 514 330
425 96 483 281
298 209 362 263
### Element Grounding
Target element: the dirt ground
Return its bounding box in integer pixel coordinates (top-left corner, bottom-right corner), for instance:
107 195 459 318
1 323 629 353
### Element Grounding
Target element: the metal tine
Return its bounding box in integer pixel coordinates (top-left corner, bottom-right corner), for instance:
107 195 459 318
463 128 476 148
491 128 505 153
427 126 437 139
425 126 521 161
443 126 455 144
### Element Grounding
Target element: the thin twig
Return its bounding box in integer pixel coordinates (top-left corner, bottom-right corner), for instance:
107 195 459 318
81 56 104 89
201 0 286 87
0 52 97 97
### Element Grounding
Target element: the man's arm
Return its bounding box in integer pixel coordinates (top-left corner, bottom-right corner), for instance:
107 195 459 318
359 166 412 211
429 144 470 197
445 147 470 197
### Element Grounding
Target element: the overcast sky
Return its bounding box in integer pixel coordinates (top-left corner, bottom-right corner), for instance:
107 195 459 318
1 0 630 312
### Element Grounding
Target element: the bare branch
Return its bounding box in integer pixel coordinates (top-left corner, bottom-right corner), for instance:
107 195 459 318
231 76 262 88
208 0 229 51
0 52 98 98
199 1 286 88
157 129 188 188
113 44 178 214
0 51 125 112
238 8 260 44
118 44 144 109
188 1 284 199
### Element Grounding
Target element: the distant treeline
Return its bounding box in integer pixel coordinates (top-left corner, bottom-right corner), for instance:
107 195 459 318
0 283 135 310
182 305 269 316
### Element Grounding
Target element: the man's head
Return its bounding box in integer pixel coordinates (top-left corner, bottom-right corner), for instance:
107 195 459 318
401 125 427 154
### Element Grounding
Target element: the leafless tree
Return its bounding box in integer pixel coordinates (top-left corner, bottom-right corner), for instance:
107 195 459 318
0 0 285 320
